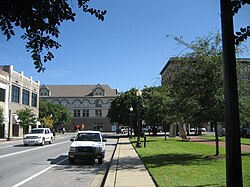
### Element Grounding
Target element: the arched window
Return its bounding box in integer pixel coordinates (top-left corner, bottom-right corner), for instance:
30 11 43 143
61 100 69 107
40 88 49 96
52 99 60 104
95 99 103 107
94 88 104 96
73 100 81 107
82 100 90 107
107 99 113 107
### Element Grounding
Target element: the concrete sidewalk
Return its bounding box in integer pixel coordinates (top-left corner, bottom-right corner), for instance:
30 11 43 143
104 137 156 187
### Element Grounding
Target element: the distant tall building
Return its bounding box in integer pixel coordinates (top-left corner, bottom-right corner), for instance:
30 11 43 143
160 57 250 87
39 84 119 131
0 65 40 138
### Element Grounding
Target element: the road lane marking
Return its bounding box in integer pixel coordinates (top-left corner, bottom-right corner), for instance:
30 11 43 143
0 141 69 159
0 144 15 149
12 157 68 187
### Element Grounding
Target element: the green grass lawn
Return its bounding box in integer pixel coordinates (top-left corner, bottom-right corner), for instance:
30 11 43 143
198 135 250 145
132 137 250 187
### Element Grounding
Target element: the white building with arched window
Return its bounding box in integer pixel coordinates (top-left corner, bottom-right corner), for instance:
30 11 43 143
39 84 119 131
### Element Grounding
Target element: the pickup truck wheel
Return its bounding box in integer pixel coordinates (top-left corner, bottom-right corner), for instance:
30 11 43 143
40 138 45 146
68 158 75 164
49 138 53 144
98 158 104 164
24 143 28 146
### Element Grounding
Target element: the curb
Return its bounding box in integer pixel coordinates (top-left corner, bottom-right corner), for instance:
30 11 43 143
103 138 120 187
100 137 119 187
90 137 119 187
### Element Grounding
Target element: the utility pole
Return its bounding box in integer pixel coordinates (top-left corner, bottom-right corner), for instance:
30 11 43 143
220 0 243 186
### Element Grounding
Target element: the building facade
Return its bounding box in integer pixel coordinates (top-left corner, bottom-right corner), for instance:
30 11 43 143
160 57 250 86
0 65 40 138
39 84 119 132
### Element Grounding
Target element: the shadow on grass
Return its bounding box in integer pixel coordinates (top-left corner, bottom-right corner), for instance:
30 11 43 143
178 184 224 187
130 139 158 144
140 153 211 168
242 152 250 157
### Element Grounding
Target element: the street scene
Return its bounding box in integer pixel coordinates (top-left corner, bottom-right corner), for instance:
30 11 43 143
0 133 118 187
0 1 250 187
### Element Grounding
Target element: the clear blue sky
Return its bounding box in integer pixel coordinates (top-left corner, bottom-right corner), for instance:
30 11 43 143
1 0 250 92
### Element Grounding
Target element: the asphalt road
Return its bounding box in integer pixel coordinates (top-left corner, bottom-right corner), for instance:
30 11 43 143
0 133 118 187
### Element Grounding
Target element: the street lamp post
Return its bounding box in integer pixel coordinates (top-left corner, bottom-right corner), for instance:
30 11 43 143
129 106 133 138
136 90 142 148
7 109 11 141
220 1 243 186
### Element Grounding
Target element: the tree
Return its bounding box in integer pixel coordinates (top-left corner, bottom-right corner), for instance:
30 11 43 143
108 88 142 135
143 86 172 136
232 0 250 45
167 31 248 154
40 115 54 129
166 32 228 155
16 108 37 134
39 101 71 130
0 0 107 72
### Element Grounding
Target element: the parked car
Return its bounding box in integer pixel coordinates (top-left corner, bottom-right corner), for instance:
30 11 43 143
23 128 54 146
240 128 250 138
117 126 131 134
157 126 163 132
68 131 107 164
142 126 152 132
218 128 226 136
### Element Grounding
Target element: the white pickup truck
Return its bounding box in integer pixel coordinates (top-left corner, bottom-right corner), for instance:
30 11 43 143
68 131 107 164
23 128 54 146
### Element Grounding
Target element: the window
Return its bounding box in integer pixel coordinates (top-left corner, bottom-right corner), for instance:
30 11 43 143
174 65 181 72
12 85 20 103
74 110 81 117
82 100 90 107
0 88 5 102
52 100 60 104
95 110 102 117
31 93 37 107
40 88 48 96
95 99 102 107
22 89 30 105
242 74 250 80
73 100 81 107
95 88 103 96
82 110 89 117
107 100 113 107
61 100 68 107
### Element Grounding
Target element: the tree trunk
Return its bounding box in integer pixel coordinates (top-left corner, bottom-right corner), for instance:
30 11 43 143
178 123 187 140
169 123 176 137
164 124 167 140
214 121 219 156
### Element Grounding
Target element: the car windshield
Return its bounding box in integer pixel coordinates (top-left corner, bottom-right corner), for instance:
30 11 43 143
76 133 101 142
31 129 44 134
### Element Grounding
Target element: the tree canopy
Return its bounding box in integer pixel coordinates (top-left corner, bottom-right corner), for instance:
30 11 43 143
107 88 139 131
39 101 71 130
232 0 250 45
16 108 37 133
165 33 225 127
0 0 106 72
